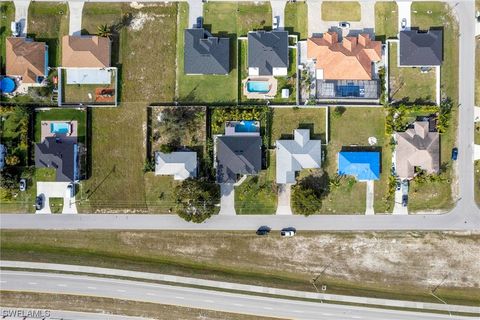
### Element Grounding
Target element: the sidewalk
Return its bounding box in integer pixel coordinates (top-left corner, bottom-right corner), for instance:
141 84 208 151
2 260 478 315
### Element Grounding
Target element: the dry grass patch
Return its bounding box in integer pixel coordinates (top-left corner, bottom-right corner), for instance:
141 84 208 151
321 1 361 21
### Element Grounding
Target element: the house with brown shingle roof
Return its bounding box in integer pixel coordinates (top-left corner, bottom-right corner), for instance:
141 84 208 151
6 37 48 83
395 121 440 180
62 35 111 68
307 32 382 81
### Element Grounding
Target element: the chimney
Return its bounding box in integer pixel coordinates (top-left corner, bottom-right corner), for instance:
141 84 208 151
323 32 338 44
358 34 368 47
343 38 352 51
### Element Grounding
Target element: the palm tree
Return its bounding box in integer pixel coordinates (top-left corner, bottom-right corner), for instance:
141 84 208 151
96 24 112 38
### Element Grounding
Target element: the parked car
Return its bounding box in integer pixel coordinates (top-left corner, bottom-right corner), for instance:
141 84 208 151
402 195 408 207
35 195 44 210
10 21 20 37
256 226 271 236
451 147 458 161
66 183 75 198
395 180 401 191
273 16 279 29
281 230 295 237
19 178 26 192
339 21 350 28
401 180 409 196
401 18 407 29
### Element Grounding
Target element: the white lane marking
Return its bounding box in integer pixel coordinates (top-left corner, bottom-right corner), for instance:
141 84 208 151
351 316 362 319
293 310 304 313
0 281 6 284
117 289 126 293
146 292 156 296
263 306 273 310
28 282 37 285
57 284 67 287
233 303 243 307
203 299 214 303
322 313 333 316
175 296 185 299
87 286 96 290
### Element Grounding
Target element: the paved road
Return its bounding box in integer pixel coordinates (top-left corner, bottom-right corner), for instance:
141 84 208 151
0 308 150 320
0 271 475 320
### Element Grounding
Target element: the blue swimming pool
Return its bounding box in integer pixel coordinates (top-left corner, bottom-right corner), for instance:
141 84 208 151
235 120 259 133
246 81 270 93
51 122 70 135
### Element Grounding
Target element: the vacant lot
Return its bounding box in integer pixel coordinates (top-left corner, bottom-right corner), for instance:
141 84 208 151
324 108 391 213
321 1 361 21
2 231 479 306
374 2 398 41
78 3 178 212
177 3 238 103
284 2 308 40
388 42 436 104
0 292 273 320
235 150 277 214
0 2 14 69
27 2 69 67
271 108 326 145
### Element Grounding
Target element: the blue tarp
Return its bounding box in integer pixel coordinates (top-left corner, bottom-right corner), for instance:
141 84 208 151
338 151 380 181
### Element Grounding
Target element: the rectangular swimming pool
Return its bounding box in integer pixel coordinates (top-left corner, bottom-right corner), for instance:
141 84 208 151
235 120 260 133
51 122 71 135
246 81 270 93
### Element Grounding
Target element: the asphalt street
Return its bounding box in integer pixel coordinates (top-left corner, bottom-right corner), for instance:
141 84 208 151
0 271 475 320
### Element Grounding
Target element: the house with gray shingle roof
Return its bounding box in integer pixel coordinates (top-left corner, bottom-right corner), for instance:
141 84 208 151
276 129 322 184
248 30 288 76
184 28 230 75
35 137 79 182
215 136 262 183
155 151 197 180
399 29 443 66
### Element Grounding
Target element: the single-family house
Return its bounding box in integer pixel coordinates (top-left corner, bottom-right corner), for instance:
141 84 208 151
307 32 382 81
276 129 322 184
338 151 380 181
215 135 262 183
6 37 48 83
184 28 230 75
62 35 111 68
395 121 440 179
399 30 443 67
154 151 197 180
35 137 79 182
248 30 289 76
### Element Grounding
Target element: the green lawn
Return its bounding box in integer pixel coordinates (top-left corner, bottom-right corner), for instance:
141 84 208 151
34 108 86 144
235 150 277 214
61 69 117 105
374 2 398 41
35 168 56 182
271 108 326 146
27 2 69 67
321 1 361 21
284 2 308 40
78 4 178 212
176 2 238 103
0 2 15 70
272 48 297 103
323 108 391 213
388 42 436 104
49 197 64 213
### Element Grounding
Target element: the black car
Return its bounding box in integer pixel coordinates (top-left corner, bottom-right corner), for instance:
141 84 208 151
402 195 408 207
35 195 44 210
256 226 271 236
451 147 458 161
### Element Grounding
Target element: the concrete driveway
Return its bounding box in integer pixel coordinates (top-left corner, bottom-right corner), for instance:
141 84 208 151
475 144 480 161
36 182 77 214
14 0 30 37
276 184 292 215
271 0 286 30
393 188 408 215
68 1 84 36
365 180 374 215
219 183 236 215
397 0 412 31
188 0 203 28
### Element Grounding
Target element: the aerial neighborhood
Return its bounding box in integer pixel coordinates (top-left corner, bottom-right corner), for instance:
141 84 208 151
0 0 477 220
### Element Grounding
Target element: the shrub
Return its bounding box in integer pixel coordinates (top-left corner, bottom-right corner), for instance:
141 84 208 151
173 178 220 223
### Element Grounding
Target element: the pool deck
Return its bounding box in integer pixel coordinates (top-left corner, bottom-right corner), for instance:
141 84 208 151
41 121 78 142
242 76 277 99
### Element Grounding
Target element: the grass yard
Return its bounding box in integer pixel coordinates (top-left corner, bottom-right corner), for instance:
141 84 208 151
2 231 479 306
235 150 277 214
388 42 436 104
78 3 178 212
284 2 308 40
176 3 238 103
0 292 277 320
49 197 63 213
27 2 69 67
323 107 392 213
272 48 297 103
35 167 56 182
34 108 86 144
271 108 326 146
321 1 361 22
476 37 480 106
0 2 15 70
374 2 398 41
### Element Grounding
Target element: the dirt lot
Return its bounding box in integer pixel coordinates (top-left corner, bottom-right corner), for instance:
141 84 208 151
2 231 479 305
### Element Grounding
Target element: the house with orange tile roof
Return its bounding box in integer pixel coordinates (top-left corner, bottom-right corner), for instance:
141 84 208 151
5 37 48 84
307 32 382 81
61 35 111 68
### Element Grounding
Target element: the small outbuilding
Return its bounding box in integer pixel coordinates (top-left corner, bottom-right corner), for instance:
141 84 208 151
154 151 198 181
